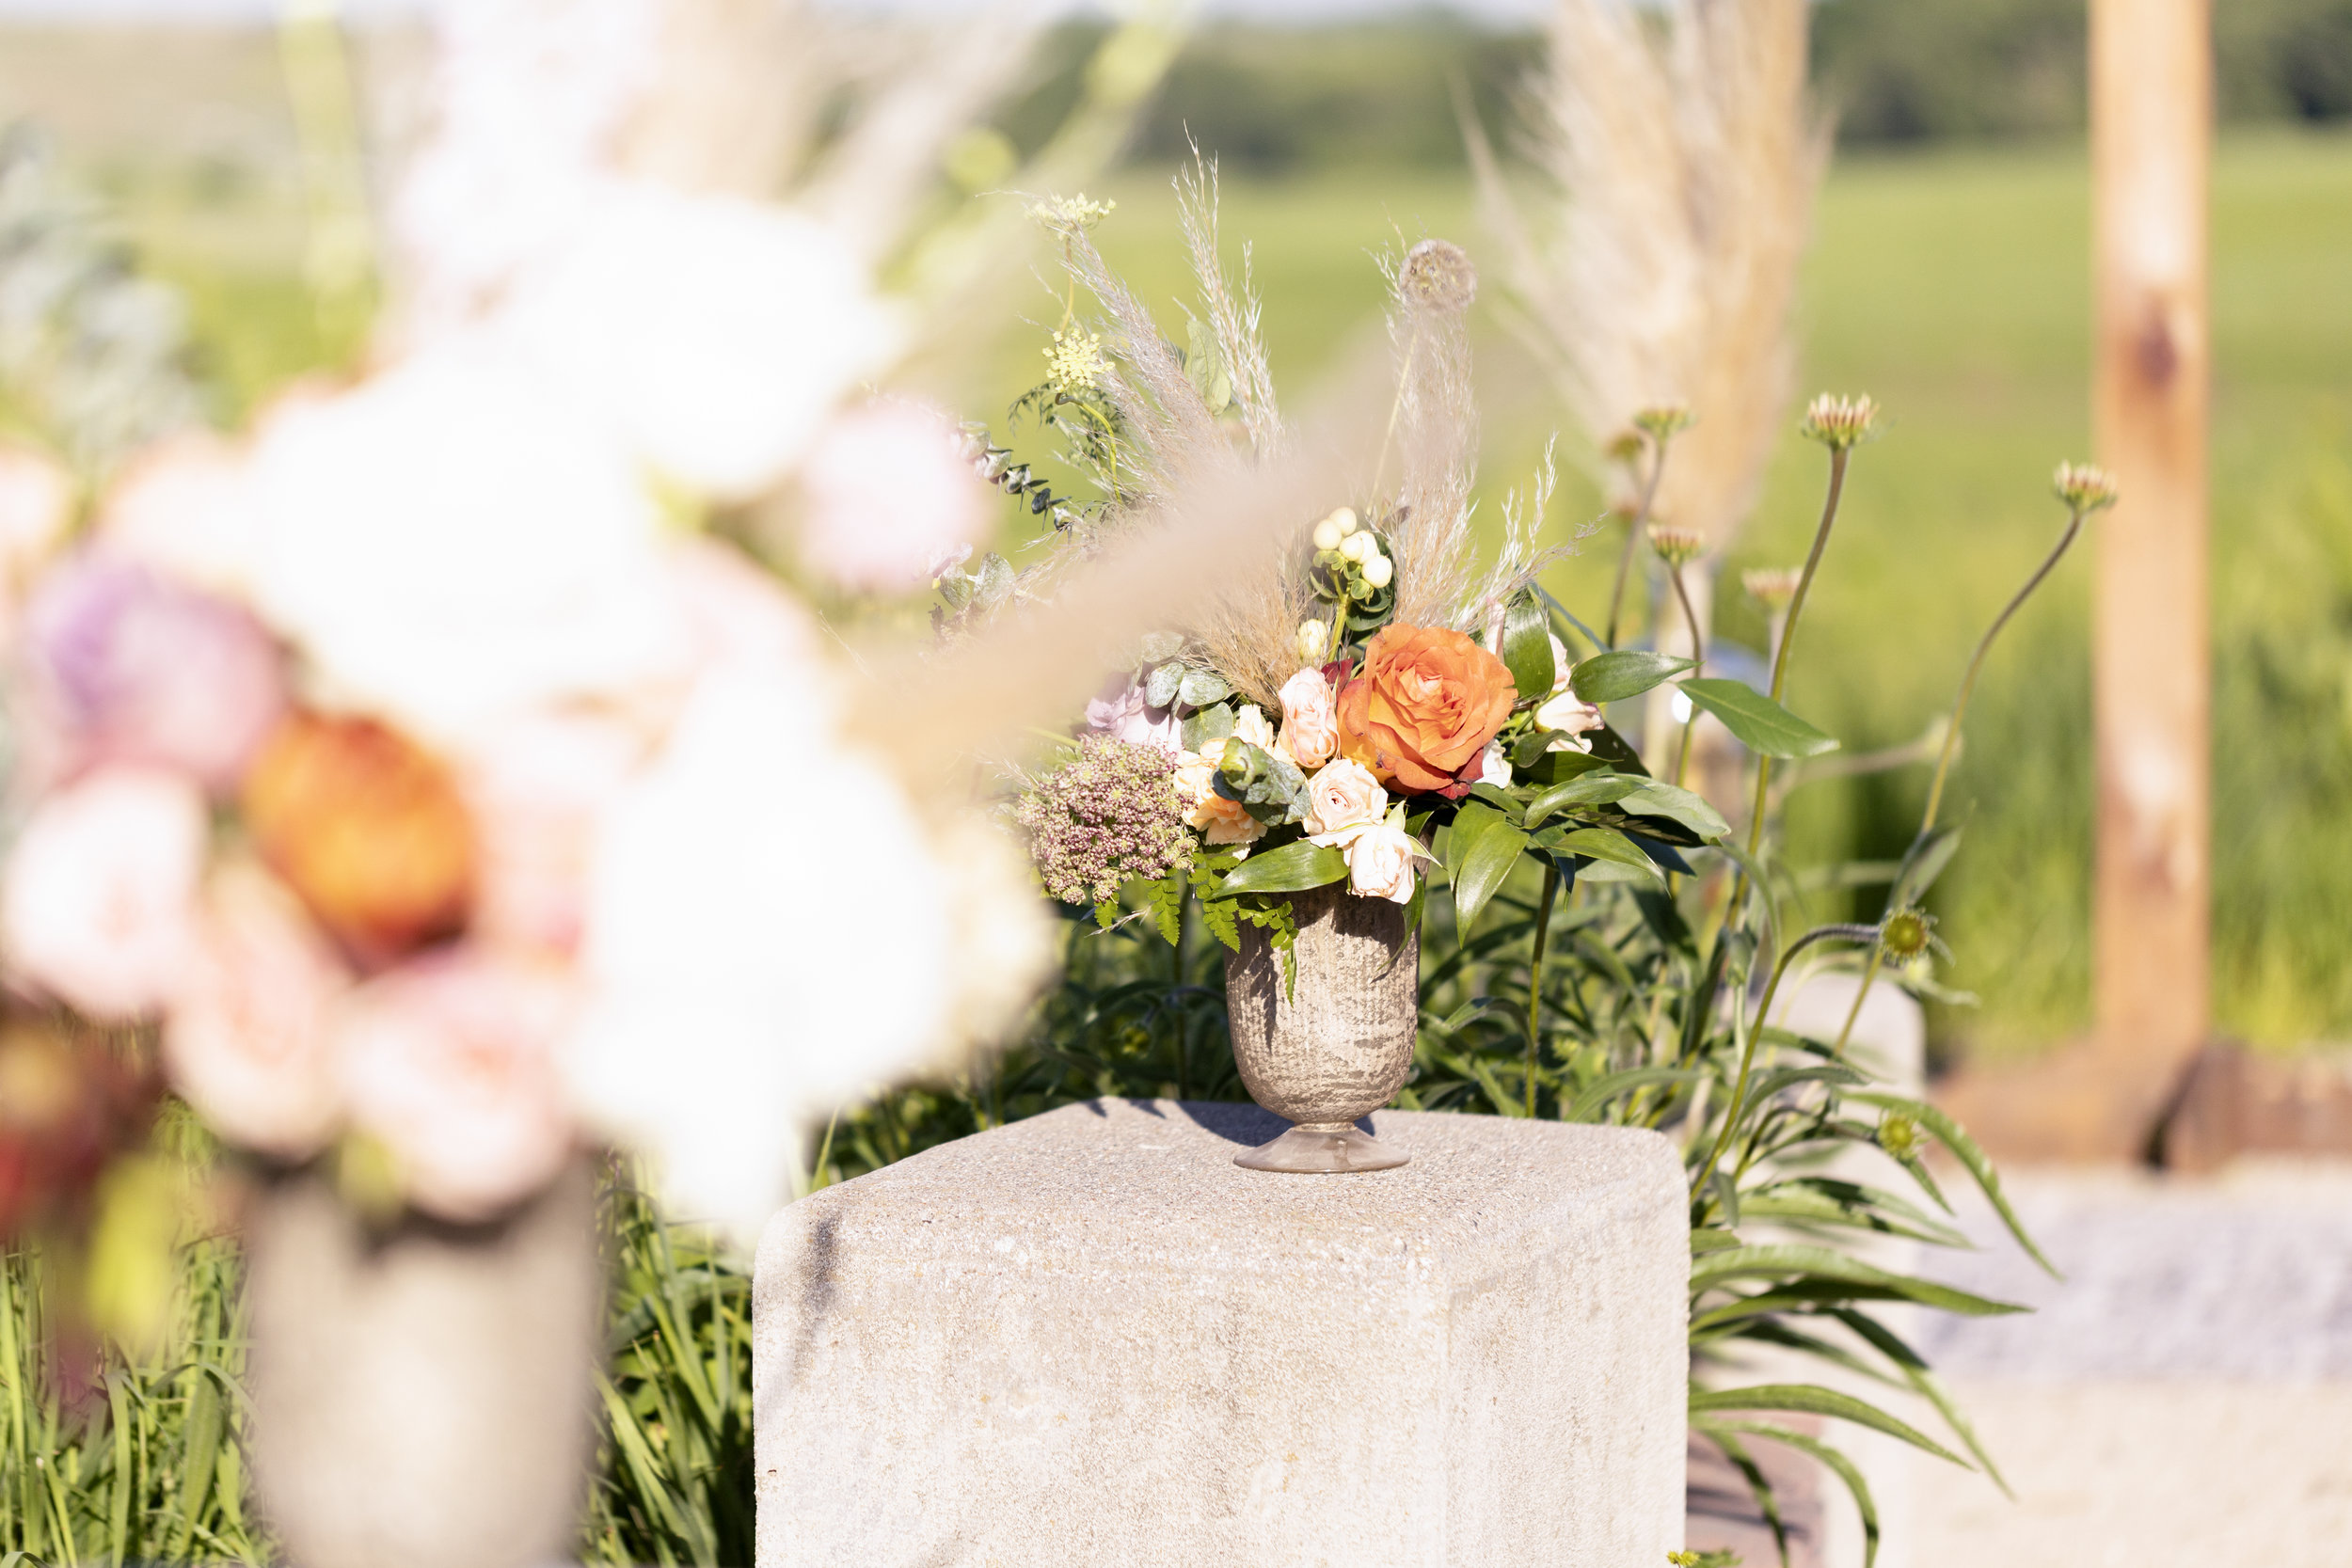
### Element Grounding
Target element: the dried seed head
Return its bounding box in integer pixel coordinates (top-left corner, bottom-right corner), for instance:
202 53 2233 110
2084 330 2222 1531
1044 327 1106 391
1741 566 1804 610
1647 525 1706 568
1631 402 1693 441
1398 238 1478 316
1028 192 1116 237
1879 906 1934 962
2053 461 2121 515
1800 393 1880 451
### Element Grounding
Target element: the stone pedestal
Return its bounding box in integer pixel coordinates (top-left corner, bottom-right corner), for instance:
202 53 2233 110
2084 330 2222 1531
754 1100 1687 1568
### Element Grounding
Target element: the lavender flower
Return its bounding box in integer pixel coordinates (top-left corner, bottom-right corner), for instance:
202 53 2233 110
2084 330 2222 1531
1016 736 1190 907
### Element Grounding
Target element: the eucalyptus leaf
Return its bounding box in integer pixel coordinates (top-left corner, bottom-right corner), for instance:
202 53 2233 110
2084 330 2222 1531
1178 667 1232 707
1144 661 1184 708
974 552 1015 610
1501 588 1556 701
1569 649 1695 705
1137 630 1185 664
1205 839 1347 898
1181 703 1235 752
1678 678 1840 759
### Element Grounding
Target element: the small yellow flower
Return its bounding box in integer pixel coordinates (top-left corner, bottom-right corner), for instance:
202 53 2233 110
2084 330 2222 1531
1647 525 1706 568
1632 402 1693 441
2053 461 2121 515
1044 328 1106 391
1877 1112 1923 1162
1029 193 1117 236
1801 392 1880 451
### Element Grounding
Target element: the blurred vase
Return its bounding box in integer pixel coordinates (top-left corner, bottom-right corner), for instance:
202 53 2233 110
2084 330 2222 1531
246 1160 602 1568
1224 881 1417 1172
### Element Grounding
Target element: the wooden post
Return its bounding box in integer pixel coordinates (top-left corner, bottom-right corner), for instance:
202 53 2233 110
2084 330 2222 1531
2090 0 2211 1086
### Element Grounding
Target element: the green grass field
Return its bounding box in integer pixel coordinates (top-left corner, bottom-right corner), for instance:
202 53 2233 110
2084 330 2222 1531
83 117 2352 1060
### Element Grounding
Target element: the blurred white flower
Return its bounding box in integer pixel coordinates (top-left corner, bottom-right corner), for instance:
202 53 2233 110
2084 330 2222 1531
2 766 207 1019
500 182 901 500
247 339 681 744
337 949 579 1225
97 433 264 598
460 710 644 960
564 660 954 1243
929 811 1056 1064
0 445 72 594
165 861 351 1163
1476 738 1512 787
797 401 989 594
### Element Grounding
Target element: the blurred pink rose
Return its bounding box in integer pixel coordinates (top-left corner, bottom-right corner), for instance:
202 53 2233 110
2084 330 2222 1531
1277 667 1338 768
797 402 988 594
1302 758 1387 841
21 554 287 794
461 712 642 958
1085 675 1181 755
337 951 577 1224
0 445 72 593
96 434 262 597
1343 820 1427 904
2 767 208 1019
164 862 351 1161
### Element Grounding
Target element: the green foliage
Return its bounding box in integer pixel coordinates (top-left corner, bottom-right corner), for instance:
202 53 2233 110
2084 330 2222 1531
1 1234 265 1565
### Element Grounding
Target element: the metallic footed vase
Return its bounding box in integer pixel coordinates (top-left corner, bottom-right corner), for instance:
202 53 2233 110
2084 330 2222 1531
246 1162 602 1568
1224 880 1419 1173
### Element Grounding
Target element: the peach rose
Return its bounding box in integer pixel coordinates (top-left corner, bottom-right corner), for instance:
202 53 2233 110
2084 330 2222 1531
165 862 351 1161
1173 743 1268 847
336 950 576 1224
1276 668 1338 768
1302 758 1387 841
1335 624 1517 794
1 766 207 1019
1343 819 1430 904
242 713 477 968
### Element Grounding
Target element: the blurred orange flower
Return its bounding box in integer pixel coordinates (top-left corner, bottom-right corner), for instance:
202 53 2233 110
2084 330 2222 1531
1335 625 1517 795
242 713 475 967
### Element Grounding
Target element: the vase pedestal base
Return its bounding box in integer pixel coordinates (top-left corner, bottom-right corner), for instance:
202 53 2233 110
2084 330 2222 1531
1233 1120 1409 1173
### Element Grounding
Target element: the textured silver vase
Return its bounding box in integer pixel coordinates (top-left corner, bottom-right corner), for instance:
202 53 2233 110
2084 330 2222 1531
245 1161 602 1568
1225 880 1419 1172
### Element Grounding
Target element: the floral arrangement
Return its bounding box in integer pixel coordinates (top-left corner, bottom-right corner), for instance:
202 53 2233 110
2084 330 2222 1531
1000 179 1731 974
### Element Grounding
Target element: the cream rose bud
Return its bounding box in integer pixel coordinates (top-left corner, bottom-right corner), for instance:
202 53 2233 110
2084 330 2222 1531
1477 739 1511 787
1295 619 1328 665
1277 668 1339 769
1232 704 1278 753
2 766 207 1020
1536 688 1606 737
1361 554 1393 590
165 862 351 1161
1344 820 1426 903
1302 758 1387 840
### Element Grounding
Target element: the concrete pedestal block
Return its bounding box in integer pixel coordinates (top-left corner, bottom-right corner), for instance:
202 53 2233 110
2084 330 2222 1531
754 1099 1687 1567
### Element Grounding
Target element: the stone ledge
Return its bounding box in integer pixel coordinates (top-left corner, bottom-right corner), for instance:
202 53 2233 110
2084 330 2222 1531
755 1099 1688 1568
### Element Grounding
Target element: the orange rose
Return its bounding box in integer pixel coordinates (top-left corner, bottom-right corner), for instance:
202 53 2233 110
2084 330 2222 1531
1335 625 1517 795
242 712 476 967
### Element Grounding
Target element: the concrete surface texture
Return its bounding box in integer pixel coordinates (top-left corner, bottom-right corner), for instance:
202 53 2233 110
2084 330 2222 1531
1906 1161 2352 1568
753 1099 1689 1568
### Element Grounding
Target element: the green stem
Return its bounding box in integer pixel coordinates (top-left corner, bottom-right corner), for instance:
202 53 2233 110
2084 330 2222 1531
1831 503 2087 1056
1693 923 1878 1200
1667 562 1706 787
1919 506 2086 834
1524 860 1561 1117
1603 440 1671 649
1741 447 1851 865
